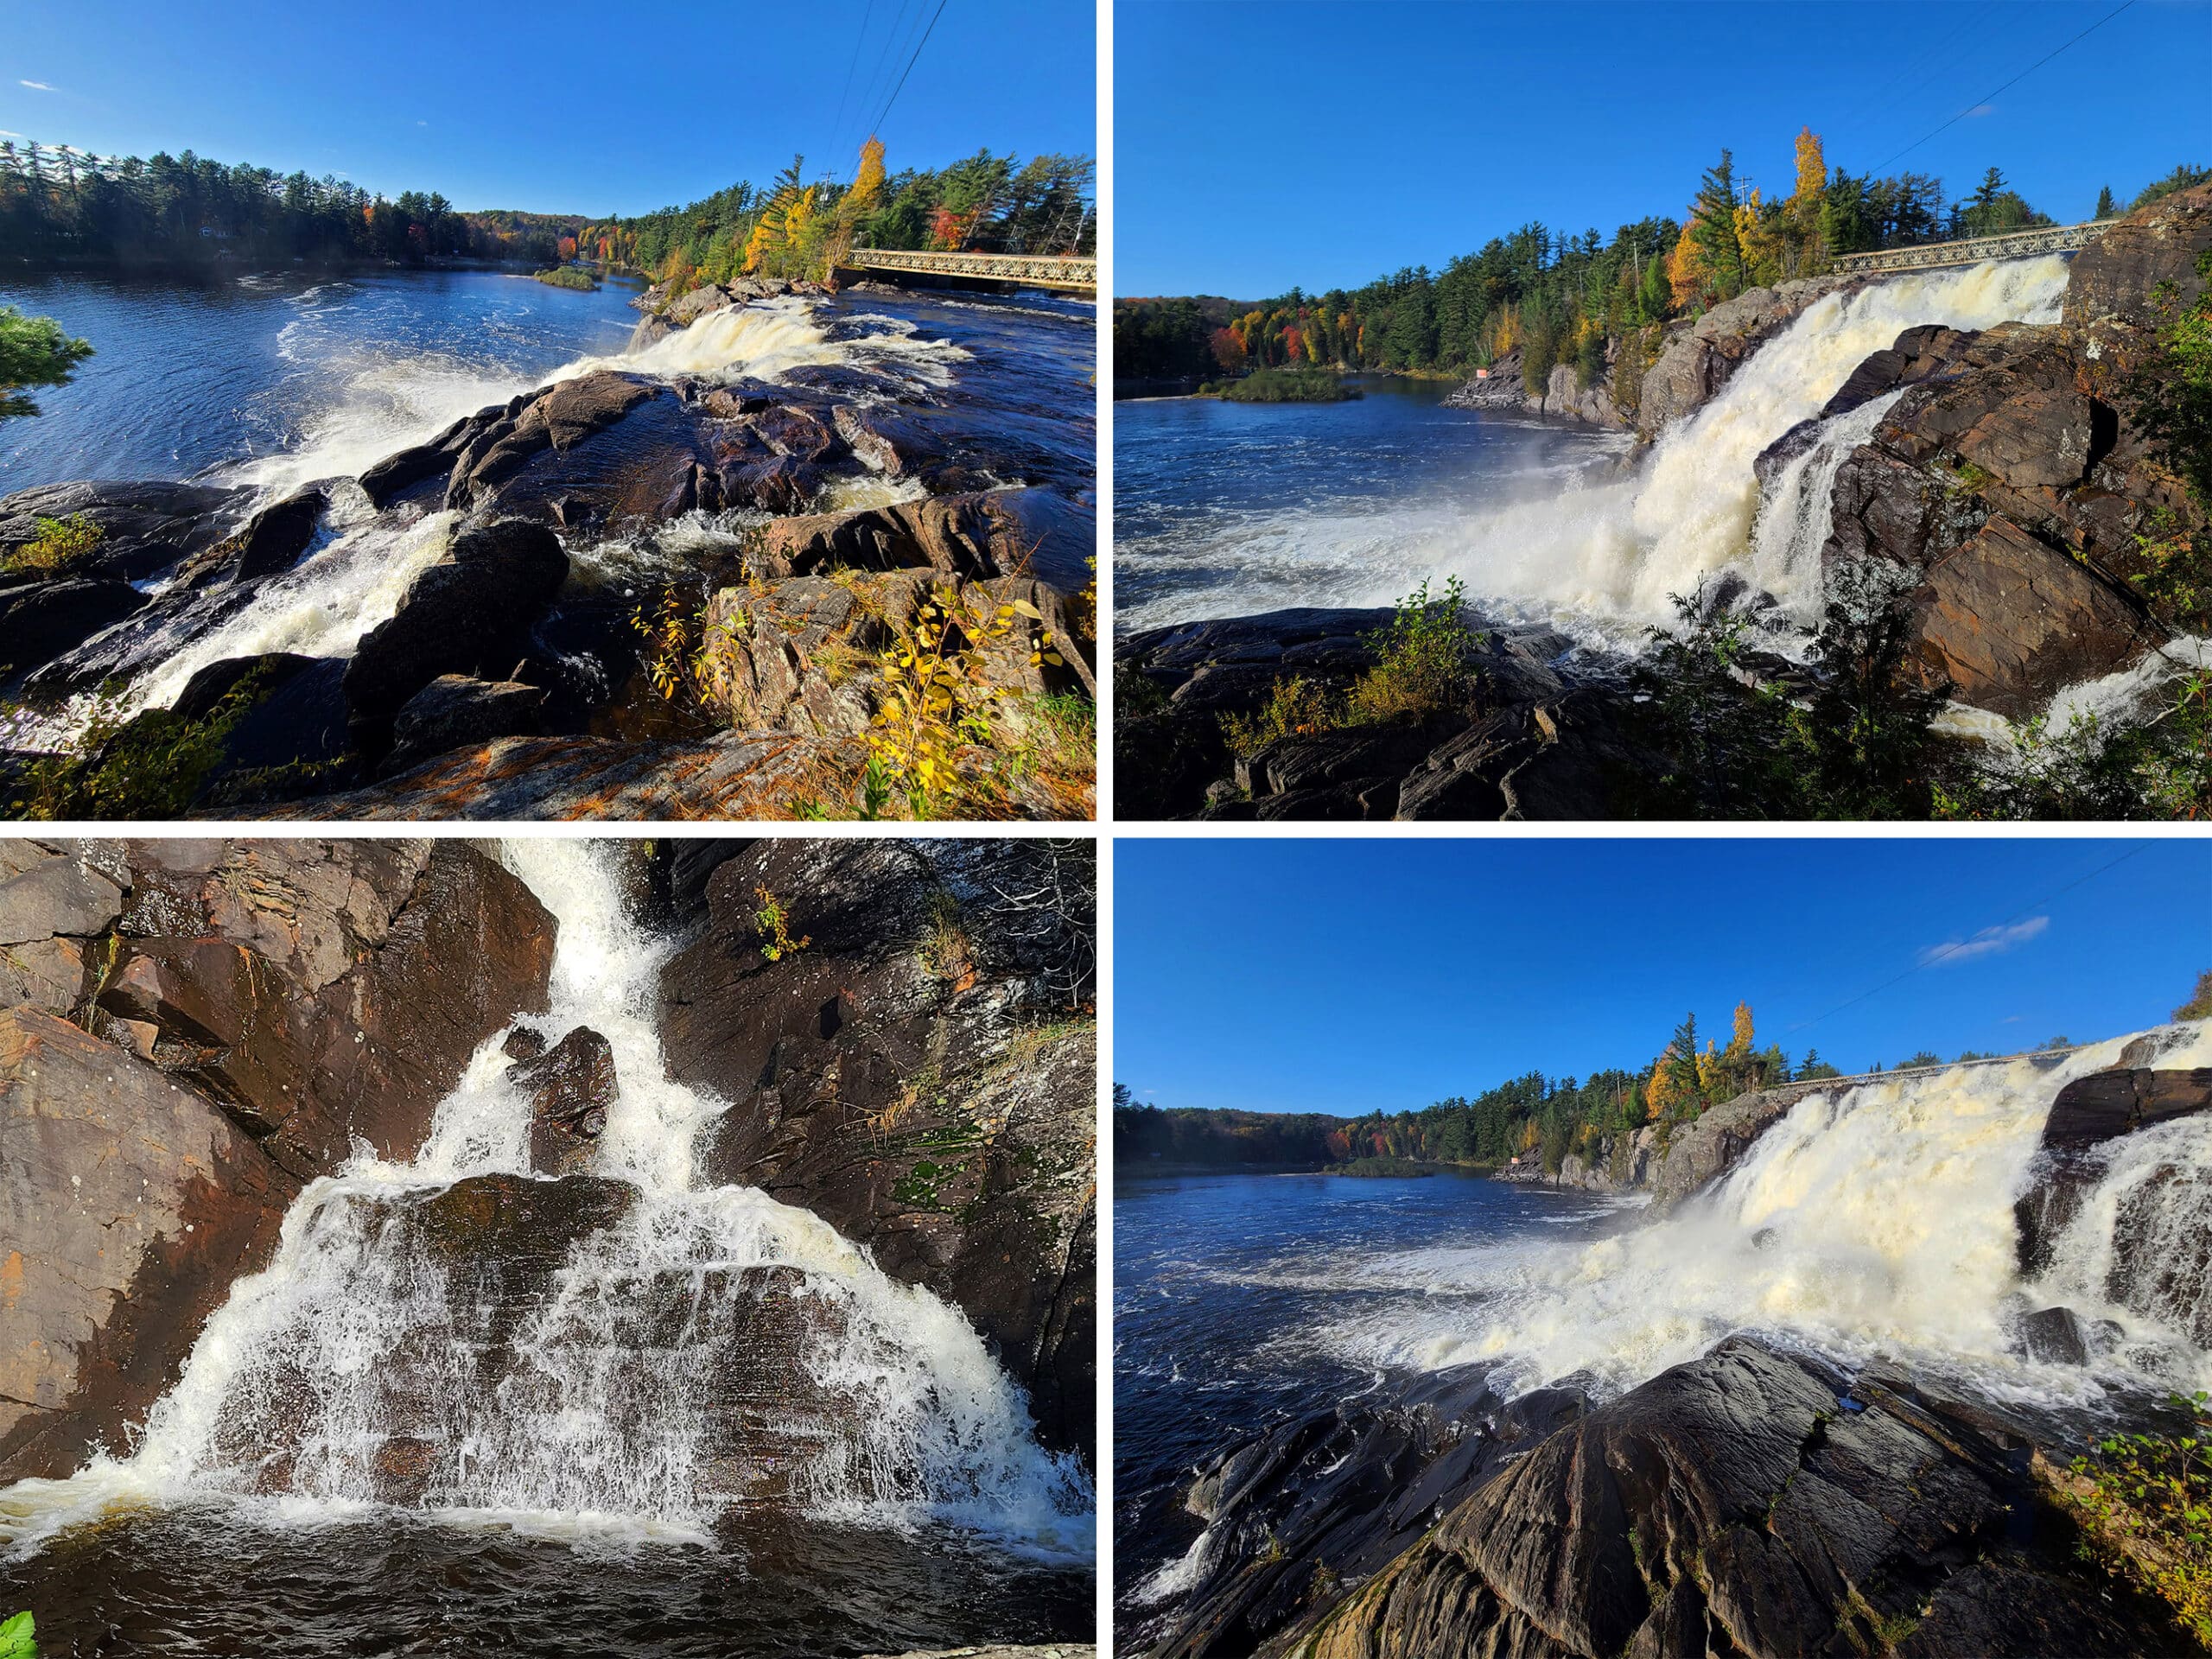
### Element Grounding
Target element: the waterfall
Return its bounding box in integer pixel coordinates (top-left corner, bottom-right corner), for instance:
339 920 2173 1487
1316 1021 2212 1406
1443 256 2072 635
0 842 1087 1560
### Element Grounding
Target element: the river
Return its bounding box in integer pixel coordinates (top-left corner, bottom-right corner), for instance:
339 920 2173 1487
1114 1027 2212 1649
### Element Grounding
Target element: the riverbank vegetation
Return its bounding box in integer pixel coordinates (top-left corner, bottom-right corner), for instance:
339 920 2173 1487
581 143 1094 295
2055 1394 2212 1645
1114 132 2190 391
0 138 577 268
1222 578 1484 757
531 266 598 291
1206 366 1358 402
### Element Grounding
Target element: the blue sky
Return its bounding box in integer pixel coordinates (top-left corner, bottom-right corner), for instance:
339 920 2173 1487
1115 839 2212 1115
1116 0 2212 298
1 1 1095 215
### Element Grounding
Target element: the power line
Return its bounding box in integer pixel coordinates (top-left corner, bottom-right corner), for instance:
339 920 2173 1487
1870 0 2136 174
828 0 874 169
850 0 917 162
1783 842 2155 1038
868 0 948 142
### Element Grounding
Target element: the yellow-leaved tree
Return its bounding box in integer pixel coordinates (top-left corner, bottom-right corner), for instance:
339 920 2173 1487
1789 127 1828 271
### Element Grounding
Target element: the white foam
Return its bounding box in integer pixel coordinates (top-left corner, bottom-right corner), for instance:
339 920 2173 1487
0 841 1089 1563
1314 1026 2212 1406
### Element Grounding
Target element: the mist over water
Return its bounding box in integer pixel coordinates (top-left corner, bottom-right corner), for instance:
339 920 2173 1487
1116 1024 2212 1610
1116 257 2071 646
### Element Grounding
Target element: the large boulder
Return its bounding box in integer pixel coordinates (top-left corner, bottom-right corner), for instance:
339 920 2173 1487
1645 1083 1808 1210
383 674 549 777
658 840 1096 1461
171 484 327 588
0 839 557 1484
340 519 569 752
506 1025 618 1175
2016 1058 2212 1282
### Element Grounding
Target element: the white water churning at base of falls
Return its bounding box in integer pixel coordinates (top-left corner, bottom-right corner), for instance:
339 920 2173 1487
1317 1023 2212 1410
0 842 1088 1561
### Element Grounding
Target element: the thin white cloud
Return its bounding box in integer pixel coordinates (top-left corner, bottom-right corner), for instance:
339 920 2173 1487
1964 103 1995 117
1920 916 2049 967
416 120 428 127
19 80 55 92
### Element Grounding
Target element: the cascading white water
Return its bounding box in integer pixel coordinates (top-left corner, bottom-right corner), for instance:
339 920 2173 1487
1317 1021 2212 1407
0 842 1088 1560
1439 256 2072 634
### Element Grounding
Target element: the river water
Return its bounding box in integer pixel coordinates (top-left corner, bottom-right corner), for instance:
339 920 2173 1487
0 842 1093 1656
0 269 1096 503
1115 1025 2212 1639
1114 258 2072 654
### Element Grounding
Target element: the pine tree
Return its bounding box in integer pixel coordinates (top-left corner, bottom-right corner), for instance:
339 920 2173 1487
1689 150 1749 300
2095 184 2118 219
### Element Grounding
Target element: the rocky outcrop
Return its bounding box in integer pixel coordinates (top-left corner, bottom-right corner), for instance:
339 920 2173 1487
172 484 327 588
657 839 1096 1462
0 838 556 1484
2063 181 2212 335
1282 1338 2187 1659
340 519 569 755
0 480 248 582
1638 275 1861 438
0 577 148 684
1515 1081 1818 1207
1115 607 1654 821
384 674 548 777
2014 1046 2212 1281
1441 351 1630 429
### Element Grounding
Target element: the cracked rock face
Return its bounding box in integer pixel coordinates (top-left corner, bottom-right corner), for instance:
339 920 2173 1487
0 838 556 1484
658 837 1097 1463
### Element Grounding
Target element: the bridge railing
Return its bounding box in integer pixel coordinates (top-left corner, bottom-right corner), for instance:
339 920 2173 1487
842 246 1096 289
1834 220 2107 274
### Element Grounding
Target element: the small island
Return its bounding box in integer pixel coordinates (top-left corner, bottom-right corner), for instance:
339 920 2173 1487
1201 365 1361 402
532 265 600 291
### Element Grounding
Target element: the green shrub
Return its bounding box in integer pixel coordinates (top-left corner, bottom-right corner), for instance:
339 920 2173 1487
10 669 274 821
0 1609 32 1659
1223 675 1339 755
2059 1394 2212 1647
3 512 103 575
1347 575 1481 725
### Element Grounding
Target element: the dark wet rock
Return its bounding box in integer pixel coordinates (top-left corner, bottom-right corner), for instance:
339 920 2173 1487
2016 1305 2094 1366
753 404 847 463
358 408 498 509
1283 1338 2188 1659
501 1026 549 1062
341 519 569 755
2064 181 2212 334
0 479 249 581
662 839 1097 1462
0 577 149 683
1638 276 1863 438
446 370 668 517
507 1026 618 1176
172 484 328 589
383 674 549 778
753 489 1092 588
833 403 947 478
2017 1065 2212 1279
1141 1367 1580 1659
714 451 822 516
699 382 777 420
0 841 555 1486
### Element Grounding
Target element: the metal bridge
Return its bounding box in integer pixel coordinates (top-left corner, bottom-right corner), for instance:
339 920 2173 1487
838 246 1096 295
1834 219 2107 275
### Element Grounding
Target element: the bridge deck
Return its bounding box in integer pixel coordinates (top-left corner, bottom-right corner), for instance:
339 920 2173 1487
841 246 1096 294
1834 219 2106 275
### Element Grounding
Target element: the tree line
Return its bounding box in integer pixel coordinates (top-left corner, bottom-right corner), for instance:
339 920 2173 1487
1110 999 2083 1176
0 139 582 269
1115 135 2202 397
575 144 1095 293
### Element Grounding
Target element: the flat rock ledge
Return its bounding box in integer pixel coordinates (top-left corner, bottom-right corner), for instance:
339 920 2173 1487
860 1649 1094 1659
